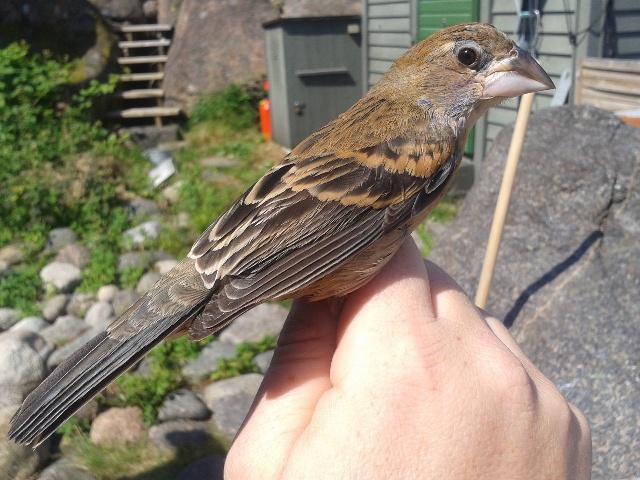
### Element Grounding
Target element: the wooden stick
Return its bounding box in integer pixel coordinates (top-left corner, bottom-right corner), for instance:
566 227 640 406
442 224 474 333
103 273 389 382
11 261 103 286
475 92 535 309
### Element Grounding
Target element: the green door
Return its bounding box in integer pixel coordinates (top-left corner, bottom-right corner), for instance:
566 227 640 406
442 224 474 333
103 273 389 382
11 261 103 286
417 0 479 156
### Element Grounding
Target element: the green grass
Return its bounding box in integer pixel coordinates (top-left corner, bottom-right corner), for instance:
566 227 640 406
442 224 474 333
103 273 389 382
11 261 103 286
414 196 461 257
211 336 277 381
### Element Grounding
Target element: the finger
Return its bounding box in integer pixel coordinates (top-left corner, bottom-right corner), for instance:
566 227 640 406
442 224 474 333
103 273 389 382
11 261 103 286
330 237 444 390
227 299 337 480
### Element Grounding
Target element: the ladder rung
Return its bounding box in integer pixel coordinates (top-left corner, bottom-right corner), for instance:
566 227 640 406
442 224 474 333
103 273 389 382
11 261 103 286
117 24 172 33
116 89 164 99
118 55 168 65
108 107 181 119
119 72 164 82
118 39 171 48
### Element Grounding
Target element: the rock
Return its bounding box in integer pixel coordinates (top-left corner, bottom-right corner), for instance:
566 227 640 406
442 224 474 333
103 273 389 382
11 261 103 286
0 244 24 266
203 373 263 440
38 458 97 480
148 420 214 454
123 125 180 149
219 303 288 345
182 341 236 382
0 308 20 330
46 228 77 252
136 271 161 294
0 335 47 408
0 260 9 274
66 293 95 317
117 251 152 272
88 0 144 20
176 212 190 228
254 349 274 374
41 294 69 322
133 356 155 377
40 315 88 346
55 243 90 269
47 329 98 370
154 258 178 274
0 405 50 480
40 262 82 293
279 0 361 17
200 156 240 169
163 0 279 112
9 317 48 334
161 181 182 204
112 289 141 316
1 330 52 360
97 285 119 302
74 398 100 424
158 0 182 25
90 407 146 445
144 147 173 166
429 106 640 479
178 455 225 480
158 389 210 422
126 197 160 219
123 221 161 246
84 302 114 330
143 0 158 17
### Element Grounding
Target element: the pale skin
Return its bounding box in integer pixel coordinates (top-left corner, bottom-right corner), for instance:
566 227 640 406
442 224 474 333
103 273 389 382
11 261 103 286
225 238 592 479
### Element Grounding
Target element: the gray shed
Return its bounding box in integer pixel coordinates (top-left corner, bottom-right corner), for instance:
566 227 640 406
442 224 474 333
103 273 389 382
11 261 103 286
264 16 363 149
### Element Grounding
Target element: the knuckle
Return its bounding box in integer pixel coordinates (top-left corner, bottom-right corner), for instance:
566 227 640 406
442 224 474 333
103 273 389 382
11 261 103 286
488 353 537 407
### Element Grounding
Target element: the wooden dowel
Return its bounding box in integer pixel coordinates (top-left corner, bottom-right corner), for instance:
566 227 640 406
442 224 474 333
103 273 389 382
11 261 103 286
475 92 536 309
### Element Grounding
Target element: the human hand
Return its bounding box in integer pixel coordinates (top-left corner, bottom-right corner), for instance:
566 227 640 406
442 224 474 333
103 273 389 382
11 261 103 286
225 238 591 479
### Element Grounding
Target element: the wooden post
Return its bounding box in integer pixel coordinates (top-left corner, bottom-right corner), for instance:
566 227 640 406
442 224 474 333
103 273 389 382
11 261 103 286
474 92 535 309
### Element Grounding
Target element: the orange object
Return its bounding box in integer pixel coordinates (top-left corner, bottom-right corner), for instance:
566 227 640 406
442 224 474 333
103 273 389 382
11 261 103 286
259 98 272 141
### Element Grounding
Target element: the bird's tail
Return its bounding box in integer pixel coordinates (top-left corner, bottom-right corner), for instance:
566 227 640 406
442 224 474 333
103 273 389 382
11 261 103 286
8 259 211 446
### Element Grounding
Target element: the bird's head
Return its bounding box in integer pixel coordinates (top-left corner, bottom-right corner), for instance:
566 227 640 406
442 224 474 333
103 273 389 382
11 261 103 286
383 23 554 124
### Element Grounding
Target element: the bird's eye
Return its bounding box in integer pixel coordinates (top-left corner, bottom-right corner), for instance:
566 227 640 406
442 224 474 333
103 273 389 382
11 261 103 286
457 47 479 67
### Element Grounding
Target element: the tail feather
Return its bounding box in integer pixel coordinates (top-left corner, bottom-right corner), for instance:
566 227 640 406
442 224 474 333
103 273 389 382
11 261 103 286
8 260 211 446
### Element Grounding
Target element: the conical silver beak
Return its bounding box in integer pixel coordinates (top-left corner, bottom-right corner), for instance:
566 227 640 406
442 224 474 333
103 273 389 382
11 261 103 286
482 47 555 99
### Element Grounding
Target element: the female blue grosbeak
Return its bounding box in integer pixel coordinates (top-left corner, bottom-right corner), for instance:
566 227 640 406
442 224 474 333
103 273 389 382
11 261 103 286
10 23 553 445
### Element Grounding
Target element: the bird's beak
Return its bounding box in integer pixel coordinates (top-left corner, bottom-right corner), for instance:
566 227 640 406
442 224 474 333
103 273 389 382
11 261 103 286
481 47 555 99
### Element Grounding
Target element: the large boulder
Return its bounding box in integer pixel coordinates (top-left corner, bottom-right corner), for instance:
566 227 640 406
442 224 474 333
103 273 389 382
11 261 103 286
0 1 115 83
163 0 279 112
0 333 47 408
88 0 144 21
429 106 640 479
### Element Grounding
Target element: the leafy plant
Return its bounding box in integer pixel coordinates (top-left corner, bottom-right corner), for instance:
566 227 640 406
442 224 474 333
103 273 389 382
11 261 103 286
0 263 43 315
189 84 260 131
119 266 146 290
211 336 277 381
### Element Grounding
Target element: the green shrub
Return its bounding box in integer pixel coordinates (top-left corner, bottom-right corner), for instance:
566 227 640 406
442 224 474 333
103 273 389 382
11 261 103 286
189 84 259 131
0 263 43 315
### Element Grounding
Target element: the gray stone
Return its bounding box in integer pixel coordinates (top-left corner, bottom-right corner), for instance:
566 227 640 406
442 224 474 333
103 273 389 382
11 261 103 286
88 0 144 20
46 329 98 370
219 303 288 345
90 407 146 445
46 227 77 252
154 258 178 274
66 293 95 318
112 289 141 317
429 106 640 479
40 262 82 293
117 251 152 273
0 244 23 266
0 260 9 274
126 197 160 219
148 420 215 454
55 243 90 269
41 294 69 322
203 373 263 440
144 147 173 165
97 285 119 303
0 330 52 361
0 308 20 330
136 271 161 294
40 315 88 346
161 181 182 204
177 455 225 480
123 221 161 246
200 156 240 169
254 349 274 374
182 341 236 382
0 405 50 480
143 0 158 17
84 302 114 330
10 316 48 334
158 389 210 422
158 0 182 25
0 335 47 408
38 458 97 480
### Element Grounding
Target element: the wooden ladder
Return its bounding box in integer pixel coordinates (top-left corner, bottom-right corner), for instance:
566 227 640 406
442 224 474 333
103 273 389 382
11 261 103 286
111 23 180 127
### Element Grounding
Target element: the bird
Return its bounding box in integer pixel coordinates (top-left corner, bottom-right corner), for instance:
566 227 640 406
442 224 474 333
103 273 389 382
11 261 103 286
9 23 553 446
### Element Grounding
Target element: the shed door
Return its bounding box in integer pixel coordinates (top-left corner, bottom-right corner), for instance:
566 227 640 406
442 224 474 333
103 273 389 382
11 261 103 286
417 0 479 156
